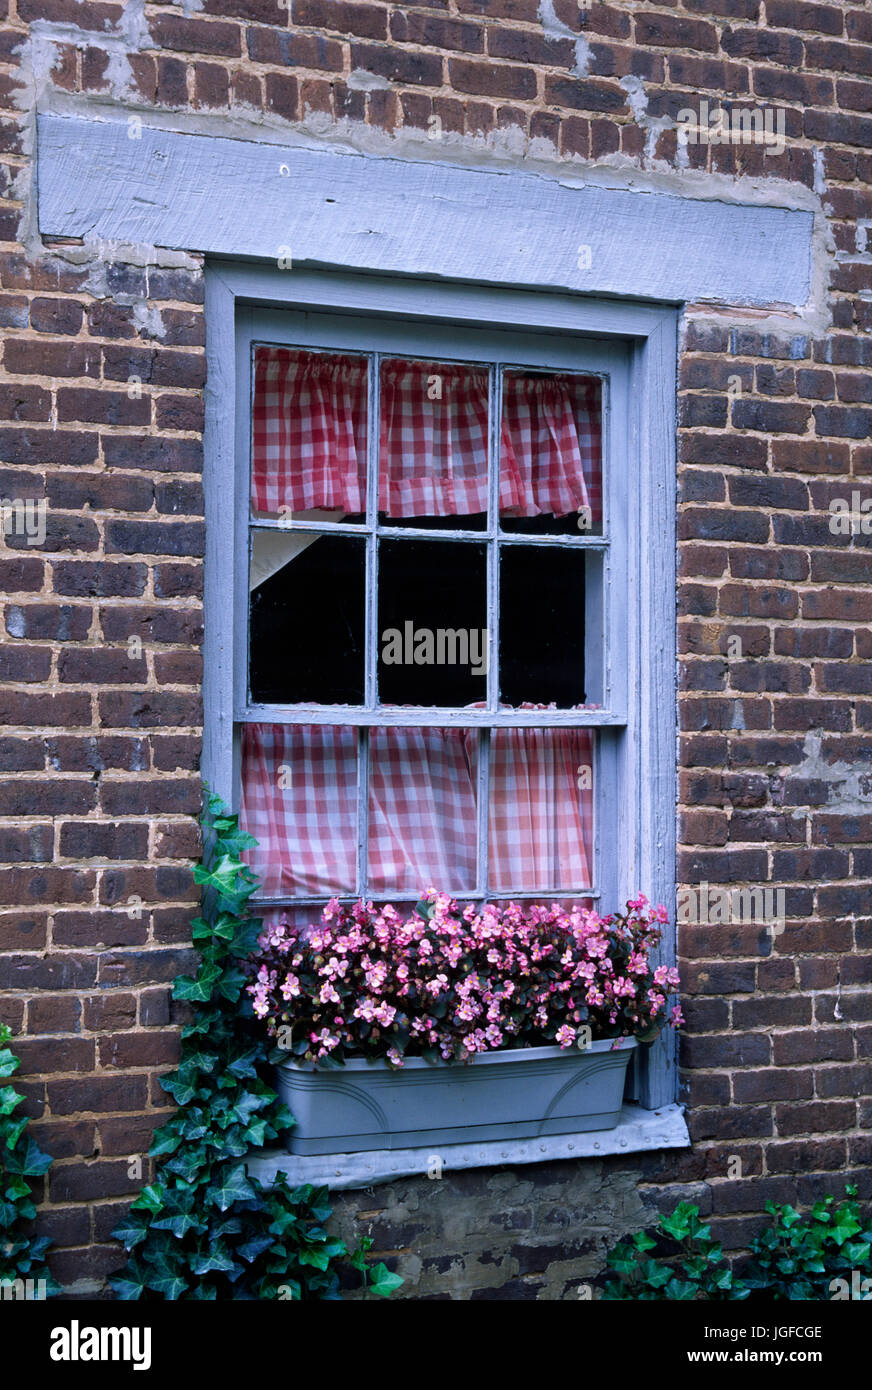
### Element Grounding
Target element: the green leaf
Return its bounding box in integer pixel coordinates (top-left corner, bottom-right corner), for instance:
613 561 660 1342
0 1084 23 1116
173 962 222 1004
151 1211 204 1240
20 1136 53 1177
110 1272 146 1300
189 1245 239 1275
205 1164 257 1212
131 1185 165 1216
368 1263 404 1298
146 1271 188 1300
111 1214 150 1250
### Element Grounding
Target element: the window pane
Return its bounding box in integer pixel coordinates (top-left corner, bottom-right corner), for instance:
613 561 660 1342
500 370 602 536
499 546 597 708
489 728 594 891
368 726 478 895
249 532 365 704
378 358 488 529
240 723 358 897
251 347 367 523
378 539 488 705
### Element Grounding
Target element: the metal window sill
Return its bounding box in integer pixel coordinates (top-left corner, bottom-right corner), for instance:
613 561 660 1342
246 1102 689 1192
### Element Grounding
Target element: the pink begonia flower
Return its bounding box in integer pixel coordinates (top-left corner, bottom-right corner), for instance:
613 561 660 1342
555 1024 576 1048
249 889 678 1062
670 1005 685 1027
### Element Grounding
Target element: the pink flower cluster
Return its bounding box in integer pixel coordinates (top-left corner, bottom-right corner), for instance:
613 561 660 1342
247 891 682 1067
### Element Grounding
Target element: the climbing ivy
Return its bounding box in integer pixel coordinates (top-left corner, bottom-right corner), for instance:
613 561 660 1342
0 1021 60 1298
111 789 402 1301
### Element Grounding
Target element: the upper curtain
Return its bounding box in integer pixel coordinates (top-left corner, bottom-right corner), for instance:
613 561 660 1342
251 349 602 524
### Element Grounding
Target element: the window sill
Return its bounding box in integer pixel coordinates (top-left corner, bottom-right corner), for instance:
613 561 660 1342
246 1102 689 1192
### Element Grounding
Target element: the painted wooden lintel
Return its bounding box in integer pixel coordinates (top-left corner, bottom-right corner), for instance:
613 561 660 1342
37 112 813 308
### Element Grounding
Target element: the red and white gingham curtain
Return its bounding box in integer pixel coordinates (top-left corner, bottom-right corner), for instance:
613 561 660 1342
501 373 602 524
241 723 593 899
251 351 368 515
489 727 592 891
250 349 602 523
240 723 358 897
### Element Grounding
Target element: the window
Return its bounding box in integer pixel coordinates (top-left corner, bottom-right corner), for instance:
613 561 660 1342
205 266 677 1110
231 309 632 929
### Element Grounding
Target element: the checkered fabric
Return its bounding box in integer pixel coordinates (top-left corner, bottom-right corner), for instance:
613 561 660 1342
367 726 478 894
489 726 594 891
500 373 602 525
240 723 594 900
378 361 491 517
251 349 368 515
240 722 358 897
251 350 602 522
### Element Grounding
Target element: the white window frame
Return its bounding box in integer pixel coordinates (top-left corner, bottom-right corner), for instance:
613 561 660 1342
204 262 678 1111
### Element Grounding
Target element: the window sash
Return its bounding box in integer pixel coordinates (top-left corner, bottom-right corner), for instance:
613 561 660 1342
239 320 628 725
246 724 600 907
234 305 629 910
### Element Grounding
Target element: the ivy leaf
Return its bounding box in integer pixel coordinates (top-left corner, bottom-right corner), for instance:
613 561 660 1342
20 1137 53 1177
173 962 222 1004
110 1271 146 1300
205 1164 257 1212
189 1244 240 1276
151 1211 204 1239
149 1130 183 1159
225 1047 261 1080
216 965 248 1003
194 855 246 897
238 1234 275 1263
132 1185 165 1216
0 1084 23 1116
0 1046 21 1079
146 1270 188 1300
112 1214 150 1250
368 1263 404 1298
163 1147 209 1184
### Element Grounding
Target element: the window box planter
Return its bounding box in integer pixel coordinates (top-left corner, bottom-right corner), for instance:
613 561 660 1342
276 1037 637 1155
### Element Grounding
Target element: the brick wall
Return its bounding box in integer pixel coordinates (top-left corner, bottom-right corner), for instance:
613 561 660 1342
0 0 870 1298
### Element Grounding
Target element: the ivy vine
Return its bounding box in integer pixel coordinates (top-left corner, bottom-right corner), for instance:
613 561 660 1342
111 789 402 1301
0 1021 60 1297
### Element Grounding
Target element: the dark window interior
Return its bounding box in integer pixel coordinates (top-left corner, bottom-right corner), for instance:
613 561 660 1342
378 539 487 706
249 534 365 704
499 546 586 707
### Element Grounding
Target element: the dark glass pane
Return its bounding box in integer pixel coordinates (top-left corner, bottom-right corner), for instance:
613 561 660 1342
378 539 488 705
249 533 365 703
378 358 488 531
499 546 586 707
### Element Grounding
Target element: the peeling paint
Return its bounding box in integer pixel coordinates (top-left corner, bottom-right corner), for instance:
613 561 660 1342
538 0 590 78
346 68 393 92
789 733 872 816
